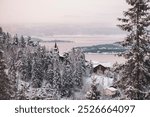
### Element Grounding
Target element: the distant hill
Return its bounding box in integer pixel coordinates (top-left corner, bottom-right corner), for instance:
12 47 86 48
30 37 43 42
42 40 73 43
77 43 127 54
25 37 73 43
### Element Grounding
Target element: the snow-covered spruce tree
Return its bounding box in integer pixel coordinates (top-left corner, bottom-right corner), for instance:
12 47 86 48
73 49 86 88
13 34 19 45
0 28 5 50
0 50 11 99
85 60 93 77
45 63 54 87
116 0 150 99
40 46 49 77
0 28 11 51
31 57 44 88
53 67 61 98
20 35 26 48
68 49 78 89
18 55 32 82
26 56 32 81
8 59 18 99
86 77 100 100
61 61 73 97
52 48 61 98
5 32 11 51
27 36 32 46
16 83 29 100
1 33 6 45
18 56 27 81
0 27 2 35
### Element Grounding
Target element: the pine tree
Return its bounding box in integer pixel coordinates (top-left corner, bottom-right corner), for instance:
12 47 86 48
117 0 150 99
16 83 29 100
0 50 11 99
0 27 3 35
53 67 61 98
26 56 32 81
31 57 44 88
72 49 86 88
18 55 32 82
18 57 27 81
5 32 11 51
86 77 100 100
46 63 54 87
61 62 73 97
1 33 7 45
8 59 18 99
13 34 19 45
27 36 32 46
20 35 26 48
52 43 61 91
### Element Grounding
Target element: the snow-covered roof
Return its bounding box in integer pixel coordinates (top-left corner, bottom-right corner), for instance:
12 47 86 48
92 61 112 68
105 87 118 92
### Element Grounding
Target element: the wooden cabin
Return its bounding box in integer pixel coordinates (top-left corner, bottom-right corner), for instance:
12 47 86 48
93 64 109 74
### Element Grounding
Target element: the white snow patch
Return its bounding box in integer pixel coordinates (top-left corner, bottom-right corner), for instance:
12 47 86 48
85 74 113 89
105 87 118 96
92 61 112 68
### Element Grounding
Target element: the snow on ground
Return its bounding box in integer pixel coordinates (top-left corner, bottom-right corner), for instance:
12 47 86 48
85 74 113 89
74 74 114 99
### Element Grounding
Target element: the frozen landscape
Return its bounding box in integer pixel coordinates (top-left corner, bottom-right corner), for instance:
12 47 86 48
0 27 124 100
0 0 150 100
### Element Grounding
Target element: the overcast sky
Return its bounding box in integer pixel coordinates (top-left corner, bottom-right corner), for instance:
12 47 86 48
0 0 129 26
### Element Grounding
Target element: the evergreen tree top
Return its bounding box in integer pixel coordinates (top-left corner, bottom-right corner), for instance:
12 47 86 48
126 0 150 5
0 27 3 34
0 50 4 59
54 42 59 53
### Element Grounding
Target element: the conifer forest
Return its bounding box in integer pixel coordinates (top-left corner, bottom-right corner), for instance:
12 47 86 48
0 0 150 100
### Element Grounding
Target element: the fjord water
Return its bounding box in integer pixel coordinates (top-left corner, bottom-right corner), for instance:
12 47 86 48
39 35 126 66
